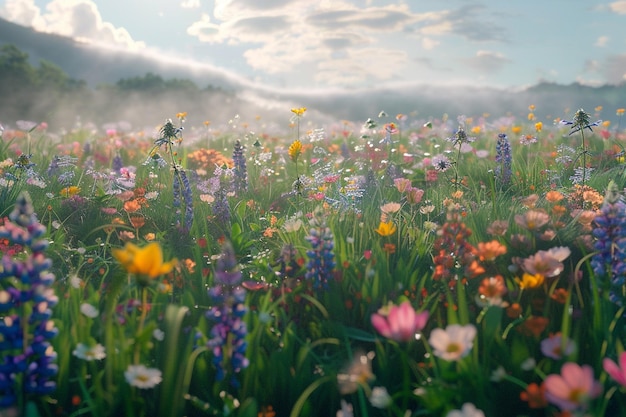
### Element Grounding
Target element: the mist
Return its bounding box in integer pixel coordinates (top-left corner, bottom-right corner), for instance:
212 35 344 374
1 16 626 136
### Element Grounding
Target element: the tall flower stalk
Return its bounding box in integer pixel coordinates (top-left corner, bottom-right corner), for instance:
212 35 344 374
147 116 194 232
445 125 475 190
495 133 512 188
0 192 58 413
561 108 601 187
305 207 336 290
289 107 306 195
206 241 249 387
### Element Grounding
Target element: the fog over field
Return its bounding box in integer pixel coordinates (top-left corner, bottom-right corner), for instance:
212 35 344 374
1 16 625 132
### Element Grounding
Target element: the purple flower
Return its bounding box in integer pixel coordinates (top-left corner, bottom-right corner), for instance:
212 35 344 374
0 192 58 407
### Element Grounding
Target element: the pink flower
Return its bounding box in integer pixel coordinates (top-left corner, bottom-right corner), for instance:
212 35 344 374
603 352 626 387
406 186 425 205
540 333 576 360
544 362 602 411
371 301 429 342
394 178 412 193
522 247 571 277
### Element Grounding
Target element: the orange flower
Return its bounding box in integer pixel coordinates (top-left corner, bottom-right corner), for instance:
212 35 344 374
382 243 396 254
520 382 547 409
124 199 141 213
545 190 564 203
129 214 145 229
519 316 549 337
550 288 569 303
477 240 507 261
535 121 543 132
506 303 523 319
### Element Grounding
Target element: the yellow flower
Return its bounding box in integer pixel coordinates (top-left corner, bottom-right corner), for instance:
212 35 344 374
60 186 81 197
515 272 545 289
512 126 522 134
375 221 397 237
112 242 177 283
291 107 306 117
176 112 187 120
535 122 543 132
527 112 535 121
288 139 302 162
617 108 625 116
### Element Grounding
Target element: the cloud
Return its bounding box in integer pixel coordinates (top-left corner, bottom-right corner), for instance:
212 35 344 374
604 54 626 84
462 50 511 73
180 0 200 8
608 0 626 14
594 36 609 47
0 0 144 50
185 1 422 85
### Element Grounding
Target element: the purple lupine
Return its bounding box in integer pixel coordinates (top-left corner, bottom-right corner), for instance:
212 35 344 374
0 192 58 408
206 242 249 387
305 208 336 290
591 182 626 307
495 133 512 187
232 140 248 193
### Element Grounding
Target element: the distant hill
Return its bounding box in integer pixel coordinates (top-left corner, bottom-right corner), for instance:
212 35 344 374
1 16 625 129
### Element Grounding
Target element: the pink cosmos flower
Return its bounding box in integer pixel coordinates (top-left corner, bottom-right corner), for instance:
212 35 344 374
603 351 626 387
522 247 571 277
371 301 429 342
540 333 577 360
544 362 602 411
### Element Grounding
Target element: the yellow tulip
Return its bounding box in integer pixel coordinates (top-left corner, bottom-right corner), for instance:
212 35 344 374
112 242 177 284
288 139 302 162
515 272 545 289
375 221 397 237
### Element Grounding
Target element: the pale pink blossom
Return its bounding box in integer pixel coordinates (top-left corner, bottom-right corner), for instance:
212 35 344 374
544 362 601 411
429 324 477 361
603 351 626 387
371 301 429 342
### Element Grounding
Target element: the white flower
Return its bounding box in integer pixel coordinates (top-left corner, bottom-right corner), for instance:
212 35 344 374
153 329 165 341
69 275 83 289
428 324 477 361
283 218 303 233
80 303 99 318
124 365 162 389
446 403 485 417
336 400 353 417
521 357 537 371
369 386 392 408
73 343 106 361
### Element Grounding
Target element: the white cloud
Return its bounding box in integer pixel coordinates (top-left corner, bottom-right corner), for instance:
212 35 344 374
463 50 511 73
609 0 626 14
0 0 144 50
0 0 45 28
421 37 440 50
180 0 200 8
595 36 609 47
186 1 443 85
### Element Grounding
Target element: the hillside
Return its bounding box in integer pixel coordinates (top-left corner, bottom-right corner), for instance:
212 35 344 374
1 16 625 130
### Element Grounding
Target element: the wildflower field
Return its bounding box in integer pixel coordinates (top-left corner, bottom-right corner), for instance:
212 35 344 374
2 105 626 417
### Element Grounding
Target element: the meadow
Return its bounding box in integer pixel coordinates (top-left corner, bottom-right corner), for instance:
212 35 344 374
1 105 626 417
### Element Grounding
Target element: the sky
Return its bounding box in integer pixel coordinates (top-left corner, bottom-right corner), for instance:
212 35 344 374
1 0 626 92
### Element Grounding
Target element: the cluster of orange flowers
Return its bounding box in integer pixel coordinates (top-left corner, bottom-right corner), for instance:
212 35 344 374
187 148 233 170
